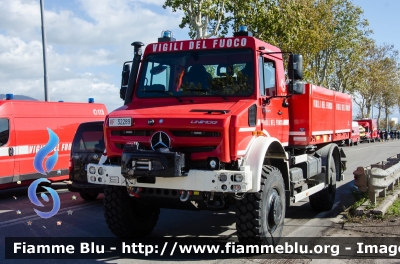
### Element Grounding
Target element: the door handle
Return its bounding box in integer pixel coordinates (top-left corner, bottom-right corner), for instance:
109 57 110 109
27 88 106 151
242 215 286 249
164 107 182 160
8 147 13 156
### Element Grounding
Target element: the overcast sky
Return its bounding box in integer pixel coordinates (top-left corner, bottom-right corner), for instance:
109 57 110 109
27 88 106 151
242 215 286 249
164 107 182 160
1 0 399 116
0 0 187 111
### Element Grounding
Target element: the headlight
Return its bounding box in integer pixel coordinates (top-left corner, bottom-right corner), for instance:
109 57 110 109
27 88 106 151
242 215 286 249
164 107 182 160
234 174 243 182
89 166 96 174
219 173 227 182
98 167 104 175
90 176 96 182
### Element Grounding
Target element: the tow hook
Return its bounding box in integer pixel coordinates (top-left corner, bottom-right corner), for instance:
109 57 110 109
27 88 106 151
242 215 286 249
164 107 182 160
128 187 140 198
180 190 190 202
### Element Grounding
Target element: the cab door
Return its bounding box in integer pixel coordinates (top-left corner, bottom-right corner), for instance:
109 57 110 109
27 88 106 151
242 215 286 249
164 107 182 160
0 117 15 183
258 56 285 143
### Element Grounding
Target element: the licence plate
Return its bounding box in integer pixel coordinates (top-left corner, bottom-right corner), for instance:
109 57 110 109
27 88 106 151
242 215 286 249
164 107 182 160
109 117 132 127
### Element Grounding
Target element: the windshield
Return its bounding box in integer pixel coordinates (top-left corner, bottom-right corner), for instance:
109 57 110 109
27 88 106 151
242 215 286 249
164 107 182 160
136 49 254 99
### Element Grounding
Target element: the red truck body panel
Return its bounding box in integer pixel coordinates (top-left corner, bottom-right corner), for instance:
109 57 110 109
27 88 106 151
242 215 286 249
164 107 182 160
0 100 107 189
288 84 352 146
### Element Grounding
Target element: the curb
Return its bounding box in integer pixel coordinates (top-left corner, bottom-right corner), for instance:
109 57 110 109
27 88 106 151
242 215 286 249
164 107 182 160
354 200 369 216
354 189 400 216
371 189 400 215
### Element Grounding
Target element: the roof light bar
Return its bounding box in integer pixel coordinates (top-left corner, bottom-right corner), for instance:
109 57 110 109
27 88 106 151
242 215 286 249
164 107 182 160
234 25 253 37
158 30 176 42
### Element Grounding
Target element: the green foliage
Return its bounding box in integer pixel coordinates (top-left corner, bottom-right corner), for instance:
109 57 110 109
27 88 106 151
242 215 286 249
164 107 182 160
353 42 400 119
387 199 400 216
344 188 369 221
163 0 228 39
163 0 400 115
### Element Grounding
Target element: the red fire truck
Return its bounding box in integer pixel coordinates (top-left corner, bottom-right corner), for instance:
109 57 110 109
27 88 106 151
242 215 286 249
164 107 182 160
0 96 107 190
354 119 378 143
86 28 351 245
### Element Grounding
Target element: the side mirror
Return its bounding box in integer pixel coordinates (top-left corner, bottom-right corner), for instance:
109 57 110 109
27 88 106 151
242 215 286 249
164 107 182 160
289 81 305 94
120 62 131 100
120 87 127 101
288 54 303 80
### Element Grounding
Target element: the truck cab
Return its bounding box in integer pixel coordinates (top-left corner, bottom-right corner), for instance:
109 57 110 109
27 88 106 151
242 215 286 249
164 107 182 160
355 119 378 143
349 121 360 146
87 28 350 245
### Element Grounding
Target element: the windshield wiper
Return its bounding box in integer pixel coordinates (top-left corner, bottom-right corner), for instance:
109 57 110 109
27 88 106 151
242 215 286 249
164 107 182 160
184 89 228 101
140 90 183 102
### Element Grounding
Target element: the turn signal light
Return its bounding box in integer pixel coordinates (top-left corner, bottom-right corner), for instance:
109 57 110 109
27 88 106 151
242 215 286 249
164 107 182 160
252 131 264 136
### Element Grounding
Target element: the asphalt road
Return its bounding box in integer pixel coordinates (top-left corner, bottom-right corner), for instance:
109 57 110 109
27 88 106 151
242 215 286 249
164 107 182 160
1 139 400 263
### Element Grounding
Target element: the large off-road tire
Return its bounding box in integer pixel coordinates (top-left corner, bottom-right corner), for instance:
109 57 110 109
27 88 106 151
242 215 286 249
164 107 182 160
79 192 99 201
309 156 337 212
236 166 285 246
104 186 160 238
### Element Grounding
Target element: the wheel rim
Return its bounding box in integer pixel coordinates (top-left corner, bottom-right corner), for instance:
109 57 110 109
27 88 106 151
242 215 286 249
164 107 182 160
267 189 282 232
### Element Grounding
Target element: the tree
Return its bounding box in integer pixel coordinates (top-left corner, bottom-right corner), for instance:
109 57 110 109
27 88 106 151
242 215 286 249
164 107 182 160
226 0 370 90
352 43 400 120
301 0 370 89
164 0 400 120
163 0 227 39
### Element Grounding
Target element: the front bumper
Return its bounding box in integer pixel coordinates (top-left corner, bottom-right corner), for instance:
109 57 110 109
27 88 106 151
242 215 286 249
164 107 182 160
86 164 253 193
121 149 185 178
67 181 106 193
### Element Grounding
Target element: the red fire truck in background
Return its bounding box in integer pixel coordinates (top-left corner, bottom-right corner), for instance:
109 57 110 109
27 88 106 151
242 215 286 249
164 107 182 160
86 27 351 245
354 119 379 143
348 121 361 146
0 96 107 190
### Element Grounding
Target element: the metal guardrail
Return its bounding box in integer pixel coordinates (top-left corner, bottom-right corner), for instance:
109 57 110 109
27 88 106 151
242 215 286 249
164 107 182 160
354 154 400 204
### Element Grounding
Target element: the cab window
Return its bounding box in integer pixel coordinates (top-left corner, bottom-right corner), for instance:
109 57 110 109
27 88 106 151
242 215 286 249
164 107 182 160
259 57 276 96
264 61 276 96
0 118 9 146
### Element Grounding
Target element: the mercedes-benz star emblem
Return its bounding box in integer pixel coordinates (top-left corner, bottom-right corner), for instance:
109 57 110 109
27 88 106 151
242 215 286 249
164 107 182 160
150 131 171 150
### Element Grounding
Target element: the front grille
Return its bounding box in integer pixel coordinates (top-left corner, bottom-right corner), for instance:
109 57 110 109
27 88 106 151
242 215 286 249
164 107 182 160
173 146 217 153
115 143 216 153
115 143 151 150
111 130 154 136
115 143 125 150
170 131 221 137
